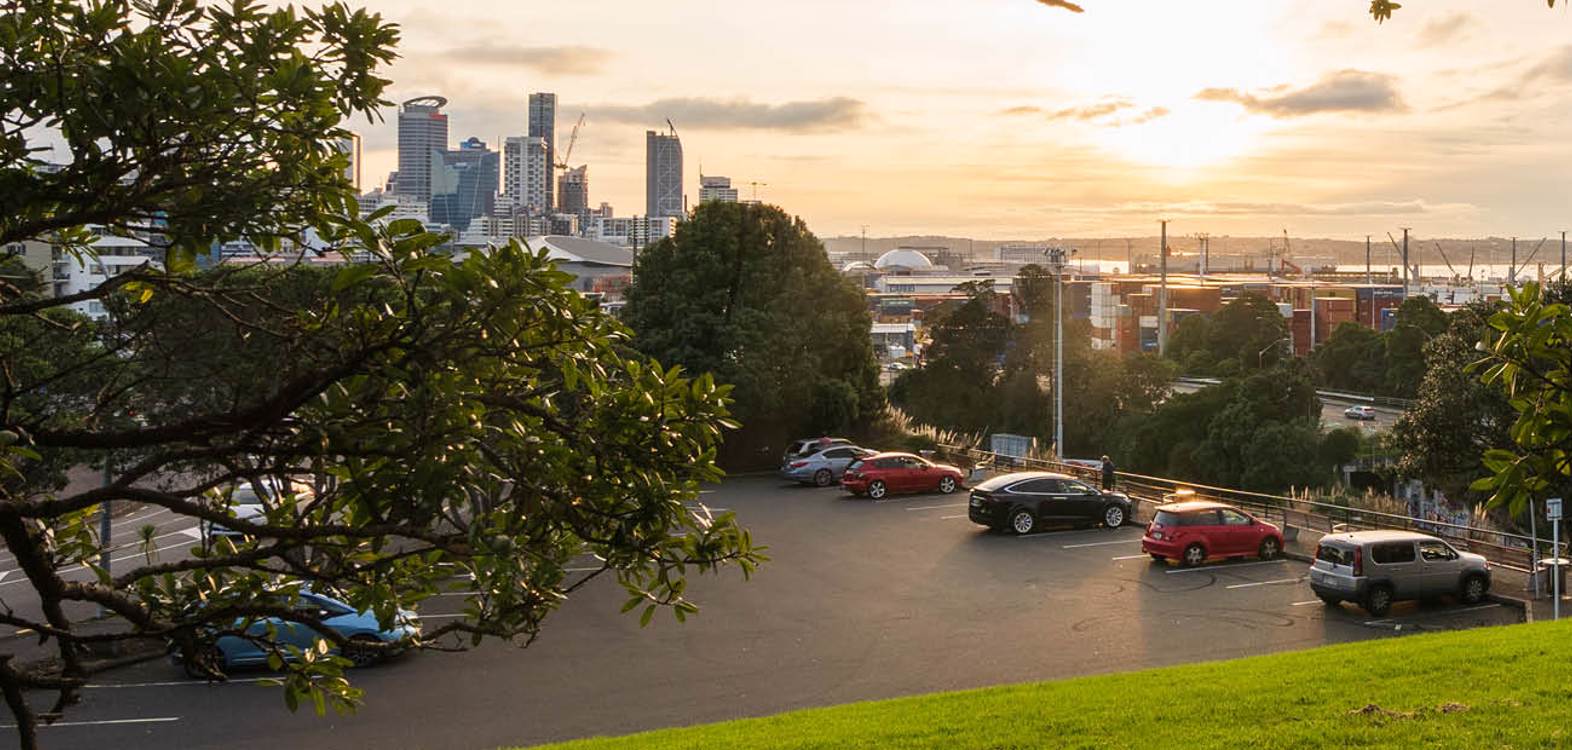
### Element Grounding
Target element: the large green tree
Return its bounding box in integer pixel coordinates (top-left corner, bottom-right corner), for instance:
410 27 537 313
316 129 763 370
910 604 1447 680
890 281 1011 436
1313 322 1388 394
1383 295 1450 398
0 2 761 746
622 201 881 465
1203 294 1291 375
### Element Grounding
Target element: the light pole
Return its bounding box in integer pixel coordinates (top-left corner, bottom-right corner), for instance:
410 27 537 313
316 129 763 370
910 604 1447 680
1046 246 1070 458
1258 337 1290 369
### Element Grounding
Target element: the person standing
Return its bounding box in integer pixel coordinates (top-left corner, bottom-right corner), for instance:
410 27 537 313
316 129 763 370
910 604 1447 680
1100 455 1116 491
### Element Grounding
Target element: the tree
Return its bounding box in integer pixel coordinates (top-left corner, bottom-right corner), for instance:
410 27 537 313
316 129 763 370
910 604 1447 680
1383 296 1449 398
1320 427 1363 478
1470 284 1572 518
1167 314 1215 375
0 3 762 745
622 201 881 465
890 281 1011 435
1312 322 1387 394
1204 294 1290 373
1390 301 1515 505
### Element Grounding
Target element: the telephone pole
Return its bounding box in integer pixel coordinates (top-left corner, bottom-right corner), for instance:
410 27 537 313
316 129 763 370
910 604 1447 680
1400 227 1411 296
1158 220 1169 357
1046 247 1069 456
1365 235 1372 285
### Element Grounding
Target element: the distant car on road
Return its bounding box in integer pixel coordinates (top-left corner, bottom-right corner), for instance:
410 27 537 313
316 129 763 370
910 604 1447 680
1343 405 1377 421
782 437 854 466
1141 500 1284 567
781 445 876 487
967 471 1133 535
173 589 420 676
841 452 963 499
1308 530 1490 617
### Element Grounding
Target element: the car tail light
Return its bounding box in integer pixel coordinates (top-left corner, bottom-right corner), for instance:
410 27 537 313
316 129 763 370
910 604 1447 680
789 461 808 469
1352 546 1363 576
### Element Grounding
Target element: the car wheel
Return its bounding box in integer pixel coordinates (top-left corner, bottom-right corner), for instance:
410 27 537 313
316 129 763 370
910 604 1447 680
937 476 958 494
1460 574 1489 605
866 480 887 500
1364 585 1394 617
1009 509 1035 535
183 643 224 679
1182 543 1206 568
1318 594 1341 606
813 469 833 487
1258 536 1281 560
1102 505 1126 528
344 635 384 668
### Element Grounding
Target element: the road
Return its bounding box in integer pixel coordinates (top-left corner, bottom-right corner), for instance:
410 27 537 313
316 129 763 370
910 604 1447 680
11 477 1517 749
1170 381 1403 432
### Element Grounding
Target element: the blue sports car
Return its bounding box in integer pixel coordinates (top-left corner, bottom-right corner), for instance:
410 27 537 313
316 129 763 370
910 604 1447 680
174 590 420 675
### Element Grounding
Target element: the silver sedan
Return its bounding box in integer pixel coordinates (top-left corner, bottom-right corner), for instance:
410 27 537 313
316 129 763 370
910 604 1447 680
781 446 875 487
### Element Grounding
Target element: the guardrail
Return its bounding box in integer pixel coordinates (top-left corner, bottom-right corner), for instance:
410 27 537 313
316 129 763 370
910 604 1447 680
938 444 1550 575
1174 377 1414 411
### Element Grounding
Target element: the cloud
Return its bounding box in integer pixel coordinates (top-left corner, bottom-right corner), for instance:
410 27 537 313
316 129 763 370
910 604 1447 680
1196 70 1405 117
438 43 613 76
585 97 868 132
1480 45 1572 100
999 105 1044 116
1125 106 1169 125
1048 100 1132 120
1043 199 1471 217
1416 13 1474 47
999 99 1169 127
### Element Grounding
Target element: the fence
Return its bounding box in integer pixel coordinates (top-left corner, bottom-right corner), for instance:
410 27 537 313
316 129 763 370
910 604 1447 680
937 444 1554 576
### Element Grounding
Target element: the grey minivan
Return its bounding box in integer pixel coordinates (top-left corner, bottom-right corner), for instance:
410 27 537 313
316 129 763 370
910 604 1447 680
1309 530 1491 617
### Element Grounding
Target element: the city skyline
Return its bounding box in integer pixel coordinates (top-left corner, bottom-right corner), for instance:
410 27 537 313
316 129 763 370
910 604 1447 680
352 0 1572 240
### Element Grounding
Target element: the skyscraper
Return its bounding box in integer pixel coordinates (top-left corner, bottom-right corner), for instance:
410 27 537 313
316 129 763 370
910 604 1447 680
528 93 557 210
396 96 449 202
429 136 498 232
335 132 362 193
558 166 589 215
503 135 551 214
646 128 683 219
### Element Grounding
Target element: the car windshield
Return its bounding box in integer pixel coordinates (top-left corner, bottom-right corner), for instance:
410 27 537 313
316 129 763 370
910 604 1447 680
1152 510 1180 526
1316 544 1354 566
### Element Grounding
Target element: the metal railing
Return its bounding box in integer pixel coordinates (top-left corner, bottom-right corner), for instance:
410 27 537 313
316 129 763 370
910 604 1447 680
938 444 1550 574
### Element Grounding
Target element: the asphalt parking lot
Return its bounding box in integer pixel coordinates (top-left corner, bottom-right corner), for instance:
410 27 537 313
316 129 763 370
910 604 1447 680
16 476 1521 749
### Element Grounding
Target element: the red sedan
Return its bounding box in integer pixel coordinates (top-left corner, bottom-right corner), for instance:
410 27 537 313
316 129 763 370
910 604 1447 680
1142 500 1284 567
841 452 963 500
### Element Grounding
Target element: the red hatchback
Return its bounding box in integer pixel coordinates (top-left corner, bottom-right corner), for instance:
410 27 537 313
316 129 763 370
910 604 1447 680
842 452 964 500
1142 500 1284 567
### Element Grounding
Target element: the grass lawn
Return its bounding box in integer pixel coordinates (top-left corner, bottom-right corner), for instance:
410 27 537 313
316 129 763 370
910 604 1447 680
524 619 1572 750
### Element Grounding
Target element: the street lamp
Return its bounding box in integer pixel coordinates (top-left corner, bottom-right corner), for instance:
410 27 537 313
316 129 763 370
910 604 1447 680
1258 337 1290 369
1045 246 1074 458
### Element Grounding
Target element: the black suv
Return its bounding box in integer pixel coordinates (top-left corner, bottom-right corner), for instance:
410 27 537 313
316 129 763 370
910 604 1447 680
968 471 1133 535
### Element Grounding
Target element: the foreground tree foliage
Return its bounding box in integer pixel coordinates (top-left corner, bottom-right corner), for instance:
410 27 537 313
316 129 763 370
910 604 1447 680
0 2 761 746
623 201 882 466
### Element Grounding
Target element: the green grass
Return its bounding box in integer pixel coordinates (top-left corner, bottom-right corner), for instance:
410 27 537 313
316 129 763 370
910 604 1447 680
523 619 1572 750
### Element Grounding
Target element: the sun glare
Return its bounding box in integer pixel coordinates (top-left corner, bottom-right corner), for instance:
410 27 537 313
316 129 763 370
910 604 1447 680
1091 101 1272 171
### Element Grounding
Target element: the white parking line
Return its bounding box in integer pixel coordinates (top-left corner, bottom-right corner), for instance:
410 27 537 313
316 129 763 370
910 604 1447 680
1 716 180 729
1290 600 1323 607
1165 560 1284 575
939 514 969 520
1225 577 1303 590
1110 554 1150 561
1063 539 1139 549
85 678 271 689
904 503 966 512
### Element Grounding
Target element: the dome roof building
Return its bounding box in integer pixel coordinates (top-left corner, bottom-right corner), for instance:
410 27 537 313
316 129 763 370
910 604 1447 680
873 248 934 272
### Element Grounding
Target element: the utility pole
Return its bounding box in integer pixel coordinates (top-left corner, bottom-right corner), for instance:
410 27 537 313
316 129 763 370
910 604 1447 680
860 225 868 259
1365 235 1372 285
1158 220 1169 357
98 454 112 617
1561 231 1566 282
1046 247 1069 457
1400 227 1411 296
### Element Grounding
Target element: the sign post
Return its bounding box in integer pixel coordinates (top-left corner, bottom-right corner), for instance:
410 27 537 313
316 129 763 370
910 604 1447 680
1550 497 1563 621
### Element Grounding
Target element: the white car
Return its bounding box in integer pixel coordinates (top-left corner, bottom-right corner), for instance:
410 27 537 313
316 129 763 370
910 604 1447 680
203 480 312 540
1343 405 1377 421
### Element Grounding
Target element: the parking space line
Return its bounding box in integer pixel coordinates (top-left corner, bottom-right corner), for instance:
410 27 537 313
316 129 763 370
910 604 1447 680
1225 577 1303 590
1 716 180 729
1063 539 1139 549
1110 554 1149 561
939 514 969 520
1015 529 1142 541
904 503 966 512
1290 600 1323 606
1165 560 1283 575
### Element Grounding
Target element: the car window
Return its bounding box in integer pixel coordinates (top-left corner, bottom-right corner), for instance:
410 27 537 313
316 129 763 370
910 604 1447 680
1371 542 1417 564
1153 510 1180 526
1316 544 1353 566
897 456 925 469
1063 480 1097 494
1219 509 1252 526
1180 510 1221 526
1418 540 1457 561
1009 478 1063 494
874 458 900 469
823 448 854 459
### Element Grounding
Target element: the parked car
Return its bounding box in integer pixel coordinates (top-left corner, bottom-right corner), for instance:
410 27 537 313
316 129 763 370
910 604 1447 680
782 437 854 466
173 589 420 676
1344 405 1377 421
1308 530 1490 616
841 452 963 499
968 471 1133 534
202 479 313 541
1141 500 1285 566
781 445 876 487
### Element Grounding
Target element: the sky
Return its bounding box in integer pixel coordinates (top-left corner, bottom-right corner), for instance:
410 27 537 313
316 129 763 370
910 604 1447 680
353 0 1572 240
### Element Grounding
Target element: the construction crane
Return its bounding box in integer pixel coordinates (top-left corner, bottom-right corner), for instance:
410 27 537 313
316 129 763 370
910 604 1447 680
1432 242 1460 279
747 181 768 202
555 113 586 170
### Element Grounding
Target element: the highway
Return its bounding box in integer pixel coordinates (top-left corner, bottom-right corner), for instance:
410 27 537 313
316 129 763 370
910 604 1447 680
1169 381 1404 432
16 476 1517 750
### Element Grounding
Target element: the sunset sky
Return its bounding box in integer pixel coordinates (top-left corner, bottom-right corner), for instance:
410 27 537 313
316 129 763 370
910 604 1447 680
356 0 1572 240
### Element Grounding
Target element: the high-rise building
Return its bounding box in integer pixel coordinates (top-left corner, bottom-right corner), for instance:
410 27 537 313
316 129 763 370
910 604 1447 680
503 136 551 214
699 175 738 204
335 132 362 193
429 136 499 232
396 96 449 202
646 128 683 219
529 93 557 210
558 166 589 215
